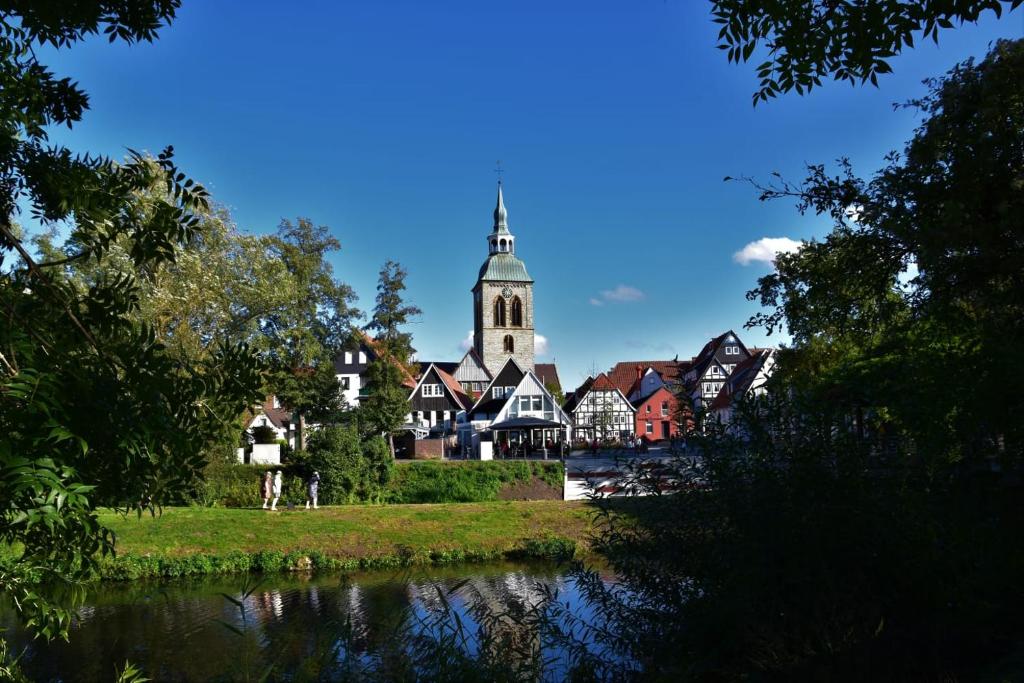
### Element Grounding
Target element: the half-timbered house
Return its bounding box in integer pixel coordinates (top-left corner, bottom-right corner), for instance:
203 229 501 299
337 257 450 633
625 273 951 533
564 373 636 442
683 330 752 410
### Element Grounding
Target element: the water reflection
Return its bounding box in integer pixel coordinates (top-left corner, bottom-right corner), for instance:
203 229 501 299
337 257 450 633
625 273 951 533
0 562 598 682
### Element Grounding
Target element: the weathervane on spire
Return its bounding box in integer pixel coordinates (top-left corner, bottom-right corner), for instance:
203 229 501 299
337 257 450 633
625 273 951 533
494 160 504 185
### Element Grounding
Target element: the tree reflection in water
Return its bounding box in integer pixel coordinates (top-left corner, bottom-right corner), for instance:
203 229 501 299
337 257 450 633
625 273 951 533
0 561 612 682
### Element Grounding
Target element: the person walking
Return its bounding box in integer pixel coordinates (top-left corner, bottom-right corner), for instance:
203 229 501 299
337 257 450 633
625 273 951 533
270 470 283 511
305 471 320 510
260 471 272 509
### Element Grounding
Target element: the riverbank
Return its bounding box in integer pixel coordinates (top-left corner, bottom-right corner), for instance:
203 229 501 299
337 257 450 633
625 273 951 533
98 500 596 580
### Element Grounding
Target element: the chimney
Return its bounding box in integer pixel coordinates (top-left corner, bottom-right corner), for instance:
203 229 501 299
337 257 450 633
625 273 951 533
635 365 643 382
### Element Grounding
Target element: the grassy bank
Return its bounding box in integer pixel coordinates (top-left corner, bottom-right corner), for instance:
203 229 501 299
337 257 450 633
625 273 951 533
98 500 593 580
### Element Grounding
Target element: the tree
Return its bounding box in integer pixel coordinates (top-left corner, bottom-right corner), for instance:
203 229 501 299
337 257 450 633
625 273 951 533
305 426 393 503
0 0 263 643
743 38 1024 461
711 0 1022 103
261 218 360 447
364 259 421 360
361 260 421 455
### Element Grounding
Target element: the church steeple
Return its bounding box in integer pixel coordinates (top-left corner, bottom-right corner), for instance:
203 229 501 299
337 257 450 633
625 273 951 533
493 181 509 234
488 182 515 255
473 180 535 375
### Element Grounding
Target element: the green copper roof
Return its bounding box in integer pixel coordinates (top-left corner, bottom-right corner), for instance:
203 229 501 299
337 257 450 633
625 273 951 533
478 253 533 283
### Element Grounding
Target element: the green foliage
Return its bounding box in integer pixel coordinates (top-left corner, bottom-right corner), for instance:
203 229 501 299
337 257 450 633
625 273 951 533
0 3 265 643
711 0 1022 103
563 40 1024 680
744 39 1024 463
192 463 306 508
386 461 563 504
304 427 393 504
250 425 277 445
363 259 421 361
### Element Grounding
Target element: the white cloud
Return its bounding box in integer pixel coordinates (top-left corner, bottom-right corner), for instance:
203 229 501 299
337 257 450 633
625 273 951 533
590 285 644 306
534 333 549 356
602 284 645 302
459 330 474 352
733 237 802 266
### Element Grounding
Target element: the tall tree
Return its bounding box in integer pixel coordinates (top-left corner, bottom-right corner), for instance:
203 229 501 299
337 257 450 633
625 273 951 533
262 218 359 447
711 0 1022 102
361 260 421 455
743 38 1024 461
0 1 263 643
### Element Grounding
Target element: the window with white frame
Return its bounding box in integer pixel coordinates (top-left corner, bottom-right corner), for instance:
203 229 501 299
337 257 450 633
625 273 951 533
725 346 738 355
646 421 653 434
661 401 669 416
344 351 352 364
358 351 367 363
422 384 442 397
493 386 504 399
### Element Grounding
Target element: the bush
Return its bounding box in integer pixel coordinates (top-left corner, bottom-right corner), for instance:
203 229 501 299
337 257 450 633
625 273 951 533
305 427 394 504
251 425 278 444
387 461 564 504
192 462 307 507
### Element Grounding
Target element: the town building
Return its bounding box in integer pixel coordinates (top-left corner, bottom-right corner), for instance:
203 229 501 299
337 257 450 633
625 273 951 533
683 330 753 410
564 373 636 442
472 182 535 375
708 348 776 428
461 357 572 458
408 362 471 434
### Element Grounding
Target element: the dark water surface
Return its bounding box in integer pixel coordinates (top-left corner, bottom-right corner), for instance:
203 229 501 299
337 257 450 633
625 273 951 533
1 561 601 682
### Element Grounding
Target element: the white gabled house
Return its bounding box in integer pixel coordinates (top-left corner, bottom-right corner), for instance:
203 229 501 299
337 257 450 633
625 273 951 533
459 357 572 459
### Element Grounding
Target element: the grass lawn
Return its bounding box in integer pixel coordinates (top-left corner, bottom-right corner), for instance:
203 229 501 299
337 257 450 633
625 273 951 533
100 500 596 563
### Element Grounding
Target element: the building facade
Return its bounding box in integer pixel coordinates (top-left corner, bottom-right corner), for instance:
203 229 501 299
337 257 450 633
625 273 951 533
472 182 535 376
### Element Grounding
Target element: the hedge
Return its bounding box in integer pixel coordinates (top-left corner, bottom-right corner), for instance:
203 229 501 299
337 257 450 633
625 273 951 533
192 460 565 507
385 460 564 504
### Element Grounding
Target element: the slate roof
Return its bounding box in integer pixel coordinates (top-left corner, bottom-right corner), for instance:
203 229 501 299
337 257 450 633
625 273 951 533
477 252 533 283
710 349 772 411
418 361 459 377
562 376 594 412
534 363 561 394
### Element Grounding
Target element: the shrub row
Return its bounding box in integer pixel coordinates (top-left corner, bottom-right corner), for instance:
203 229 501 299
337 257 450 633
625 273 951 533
193 460 565 507
385 461 564 504
99 536 577 581
191 462 309 508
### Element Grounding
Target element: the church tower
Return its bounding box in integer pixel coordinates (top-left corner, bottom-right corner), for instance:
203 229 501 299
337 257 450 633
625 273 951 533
473 182 535 375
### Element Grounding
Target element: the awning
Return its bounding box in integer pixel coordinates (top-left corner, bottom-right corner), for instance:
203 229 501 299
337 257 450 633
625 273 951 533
487 417 567 430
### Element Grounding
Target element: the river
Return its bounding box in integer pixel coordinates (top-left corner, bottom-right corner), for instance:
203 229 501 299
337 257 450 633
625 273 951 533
1 561 610 682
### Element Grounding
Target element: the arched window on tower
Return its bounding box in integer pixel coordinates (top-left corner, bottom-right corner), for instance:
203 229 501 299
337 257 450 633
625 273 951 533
510 297 523 327
493 298 506 327
499 238 507 252
503 335 514 353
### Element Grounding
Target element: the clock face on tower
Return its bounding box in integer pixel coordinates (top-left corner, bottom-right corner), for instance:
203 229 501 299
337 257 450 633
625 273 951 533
501 286 513 299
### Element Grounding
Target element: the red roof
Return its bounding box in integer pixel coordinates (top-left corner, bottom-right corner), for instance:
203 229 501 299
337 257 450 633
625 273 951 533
534 363 561 393
435 366 471 410
607 360 691 395
590 373 617 391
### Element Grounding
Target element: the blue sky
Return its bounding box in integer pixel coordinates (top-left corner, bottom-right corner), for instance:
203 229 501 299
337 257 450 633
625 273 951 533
37 1 1022 387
